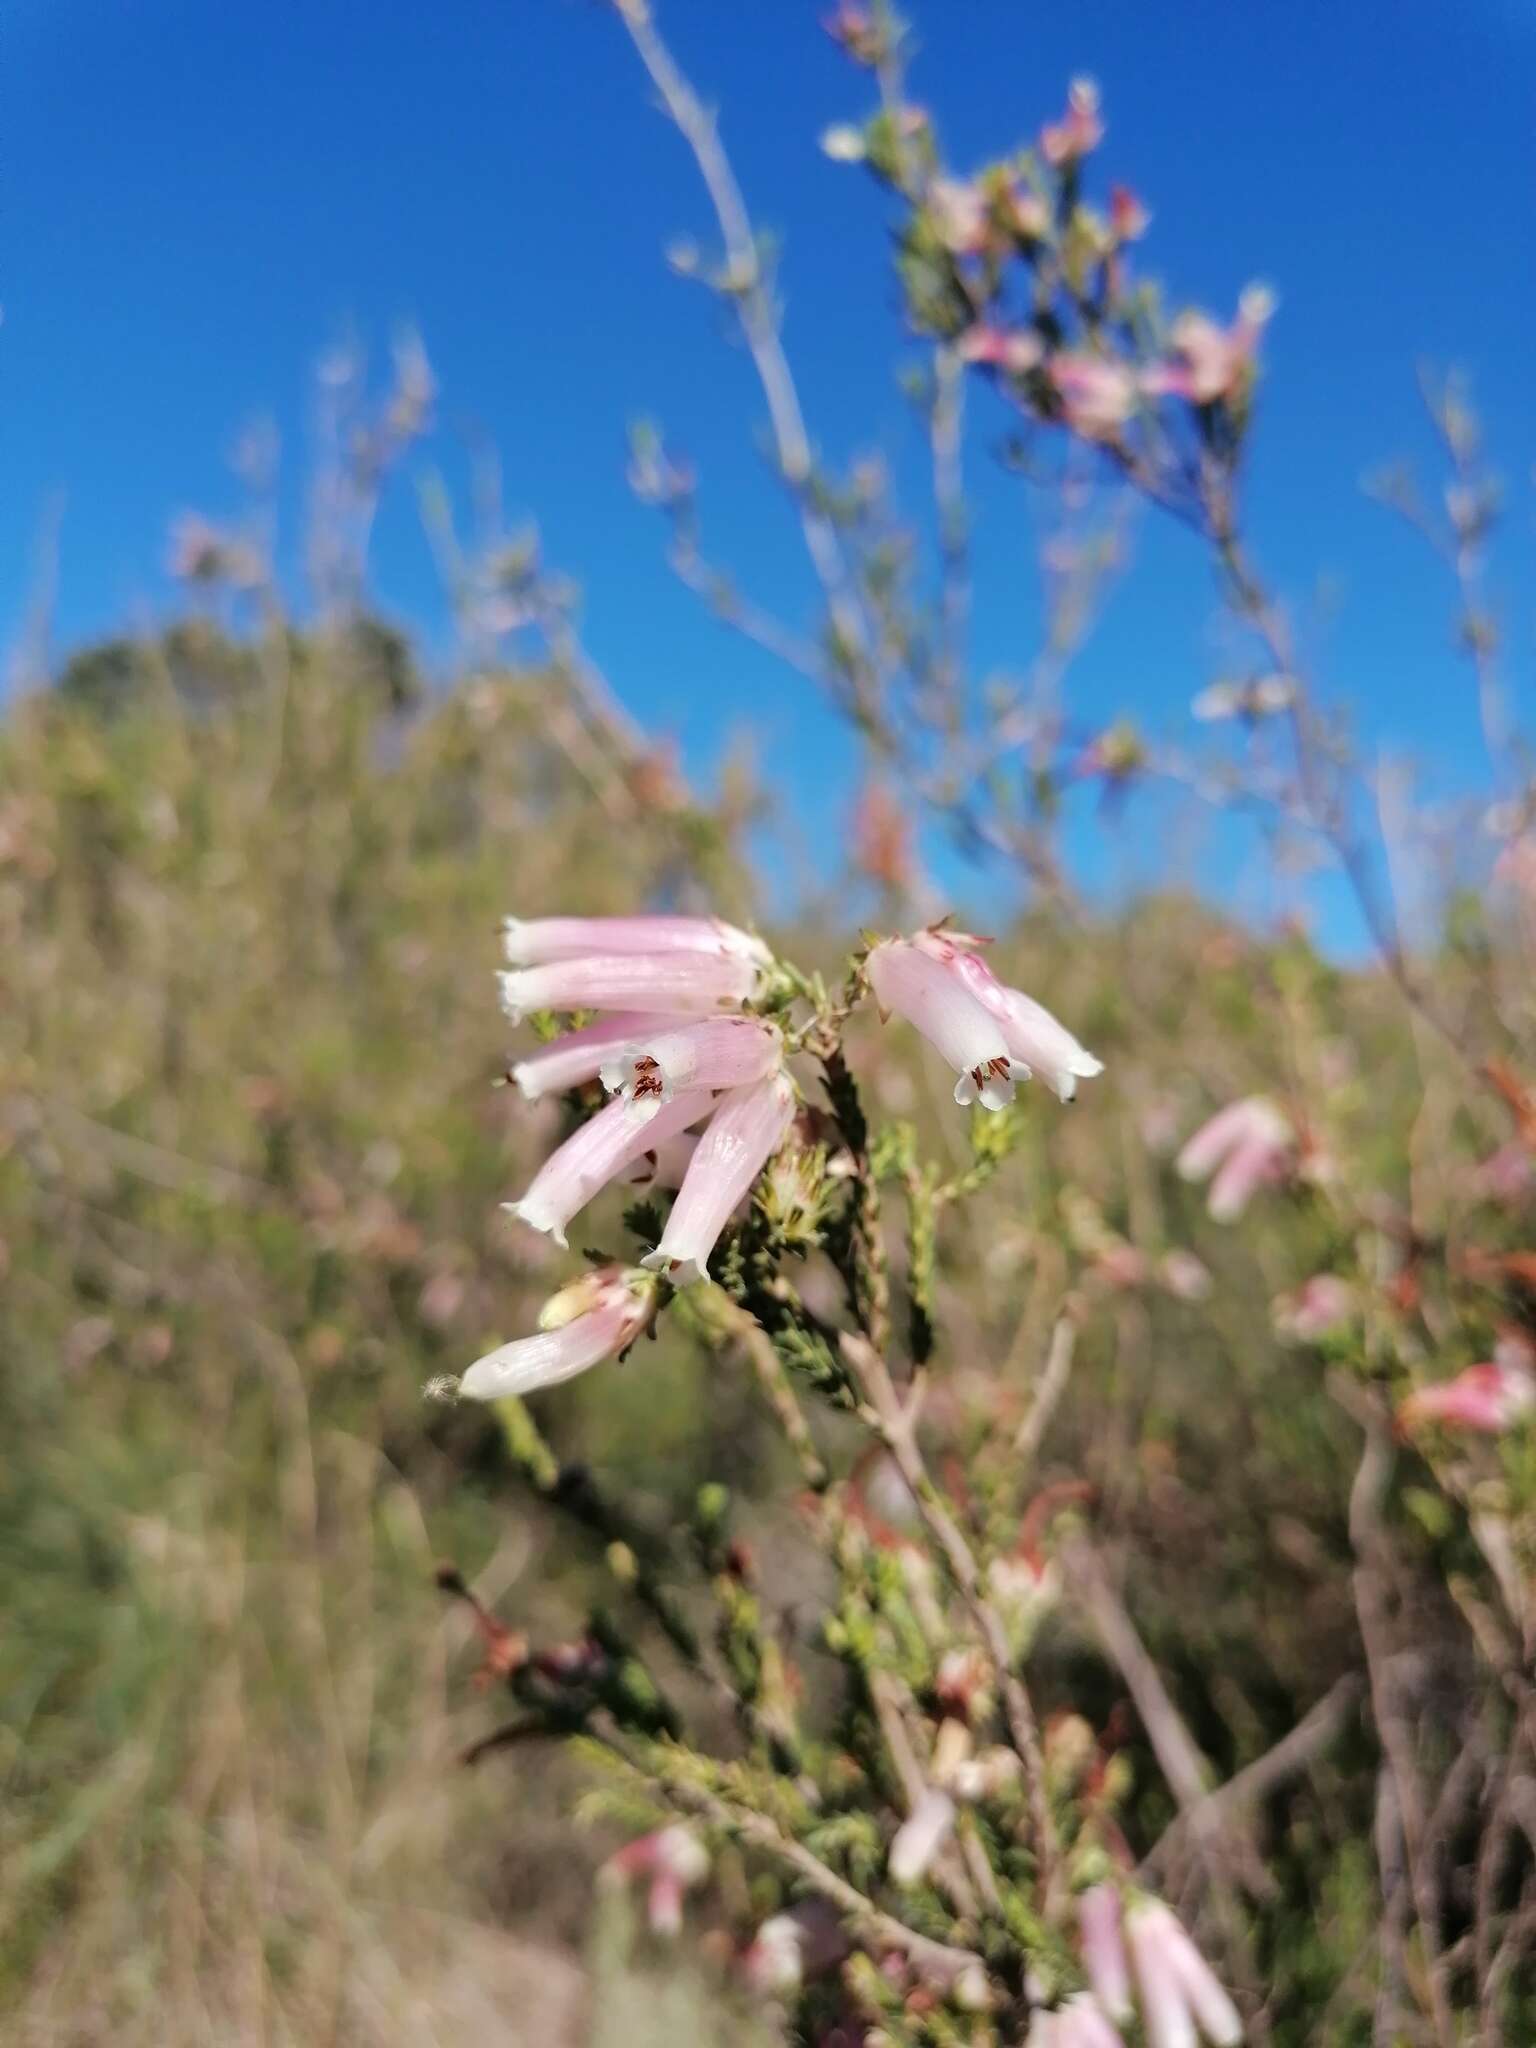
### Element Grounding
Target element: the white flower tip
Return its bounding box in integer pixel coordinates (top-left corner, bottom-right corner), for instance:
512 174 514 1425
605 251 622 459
642 1249 704 1285
507 1061 540 1101
495 970 525 1024
502 1199 568 1249
460 1351 536 1401
954 1056 1028 1112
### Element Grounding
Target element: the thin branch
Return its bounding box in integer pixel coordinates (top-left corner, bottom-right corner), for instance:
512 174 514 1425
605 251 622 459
600 1726 986 1985
1140 1674 1364 1881
615 0 881 709
840 1329 1060 1895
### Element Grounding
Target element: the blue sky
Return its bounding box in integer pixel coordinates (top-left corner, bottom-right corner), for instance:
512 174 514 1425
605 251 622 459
5 0 1533 939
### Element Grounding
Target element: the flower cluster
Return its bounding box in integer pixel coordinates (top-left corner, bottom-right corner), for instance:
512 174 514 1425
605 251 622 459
457 913 1101 1406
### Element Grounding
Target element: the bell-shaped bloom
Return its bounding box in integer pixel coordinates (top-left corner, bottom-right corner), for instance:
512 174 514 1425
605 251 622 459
601 1824 709 1937
1273 1274 1355 1343
888 1785 958 1886
642 1073 797 1285
1048 354 1139 440
1144 285 1275 408
1176 1097 1292 1221
867 937 1028 1111
1040 76 1104 165
601 1016 782 1111
501 912 770 969
1398 1343 1536 1437
1125 1899 1243 2048
458 1266 656 1402
913 928 1104 1103
1079 1885 1134 2025
508 1012 680 1102
498 949 762 1024
506 1088 712 1247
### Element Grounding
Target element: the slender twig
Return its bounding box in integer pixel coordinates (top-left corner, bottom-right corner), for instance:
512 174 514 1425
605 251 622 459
1140 1674 1364 1881
1013 1314 1079 1465
1059 1533 1273 1900
840 1329 1060 1894
615 0 881 712
599 1725 986 1984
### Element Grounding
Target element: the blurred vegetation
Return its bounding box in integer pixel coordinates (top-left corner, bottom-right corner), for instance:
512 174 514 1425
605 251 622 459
3 614 1531 2043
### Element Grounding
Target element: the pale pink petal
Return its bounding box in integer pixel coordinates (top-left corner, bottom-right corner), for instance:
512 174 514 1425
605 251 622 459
505 1088 713 1247
984 986 1103 1102
1207 1133 1279 1222
510 1013 681 1101
1079 1886 1133 2024
1058 1993 1128 2048
868 939 1026 1111
1126 1902 1198 2048
647 1872 685 1936
914 930 1102 1102
888 1786 957 1886
459 1286 646 1401
501 913 770 967
600 1017 781 1108
1176 1100 1267 1182
1399 1361 1536 1436
498 951 762 1022
1158 1910 1244 2045
642 1073 796 1284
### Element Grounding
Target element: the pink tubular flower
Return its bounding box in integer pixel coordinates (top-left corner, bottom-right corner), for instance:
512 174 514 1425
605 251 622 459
1040 76 1104 165
600 1016 782 1110
601 1824 710 1937
1273 1274 1355 1343
888 1785 958 1886
642 1072 797 1284
913 929 1104 1103
1176 1096 1292 1221
1146 285 1275 407
498 949 763 1023
1048 354 1140 440
742 1899 848 1997
1079 1886 1134 2025
928 175 992 255
1398 1346 1536 1437
1125 1899 1243 2048
1050 1993 1129 2048
867 938 1027 1111
509 1012 682 1102
1471 1141 1534 1203
957 324 1045 376
1159 1249 1212 1303
505 1088 713 1247
458 1266 655 1402
501 912 770 969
